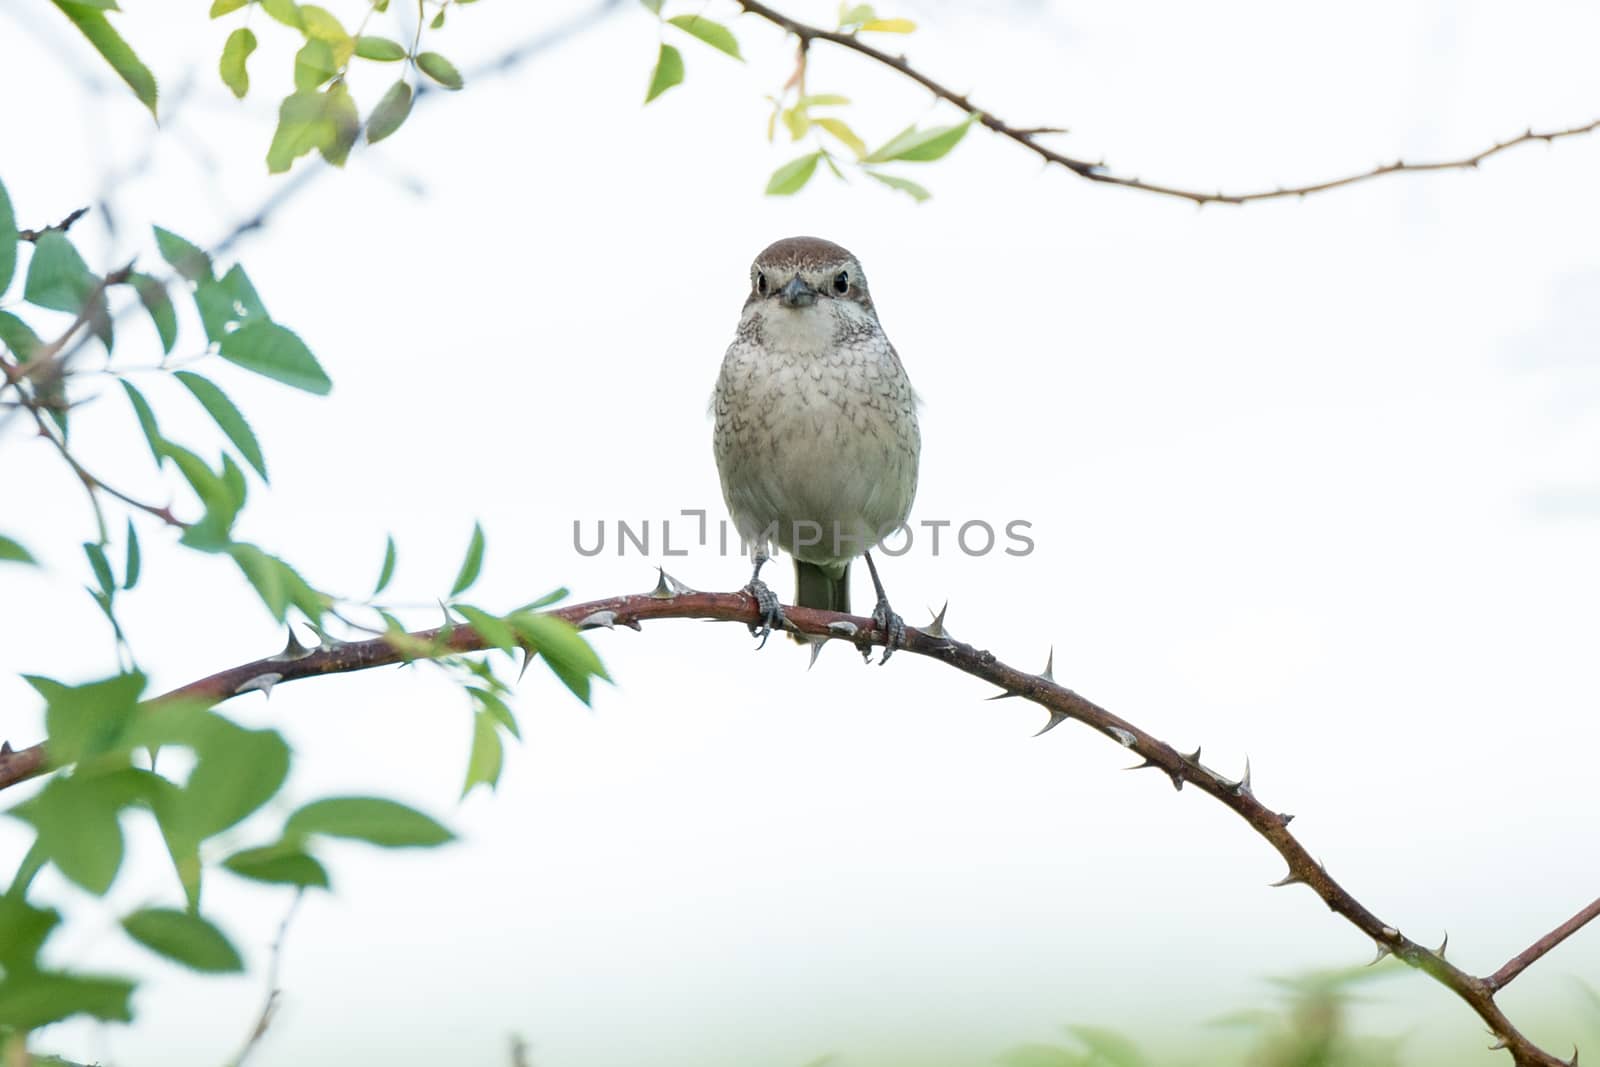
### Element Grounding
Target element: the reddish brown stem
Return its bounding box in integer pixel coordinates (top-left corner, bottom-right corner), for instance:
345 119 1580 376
1488 895 1600 993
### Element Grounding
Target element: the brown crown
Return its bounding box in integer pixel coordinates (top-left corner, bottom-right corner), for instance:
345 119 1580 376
753 235 857 271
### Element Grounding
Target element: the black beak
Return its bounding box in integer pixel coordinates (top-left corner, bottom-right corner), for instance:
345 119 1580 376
777 275 817 309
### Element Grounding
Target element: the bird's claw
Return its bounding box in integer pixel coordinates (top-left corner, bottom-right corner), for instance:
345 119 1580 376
746 577 786 649
871 596 905 664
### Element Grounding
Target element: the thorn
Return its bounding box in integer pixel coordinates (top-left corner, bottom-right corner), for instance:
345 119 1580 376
234 672 283 698
577 610 618 630
1269 870 1305 888
986 688 1021 701
1231 756 1253 797
648 567 694 599
1033 711 1068 736
0 741 12 756
1568 1045 1579 1066
1435 932 1449 958
807 641 826 670
1107 726 1135 748
518 647 537 682
272 627 311 661
1488 1035 1508 1051
827 620 859 637
1278 812 1295 826
1368 941 1392 966
1038 646 1055 682
1181 746 1202 765
923 601 950 639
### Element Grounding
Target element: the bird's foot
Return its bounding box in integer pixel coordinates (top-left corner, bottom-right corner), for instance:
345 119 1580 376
746 577 786 649
869 595 906 665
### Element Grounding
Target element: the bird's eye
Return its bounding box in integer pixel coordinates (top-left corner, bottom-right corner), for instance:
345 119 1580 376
756 272 768 296
833 271 850 295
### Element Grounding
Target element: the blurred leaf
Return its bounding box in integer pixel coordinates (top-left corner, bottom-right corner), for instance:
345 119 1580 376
462 709 503 796
128 271 177 352
267 88 336 171
415 51 463 90
0 176 15 297
865 114 975 163
782 105 810 140
221 262 269 319
354 34 406 60
373 534 397 594
815 116 865 157
797 93 850 107
863 168 930 202
153 225 213 283
667 14 742 59
319 80 360 166
26 671 145 765
450 521 485 596
638 0 663 12
119 379 166 465
513 587 568 613
83 541 114 596
143 710 292 839
23 231 96 312
220 321 331 394
766 152 823 195
11 774 128 894
223 842 330 888
1062 1025 1147 1067
455 604 515 652
507 612 608 705
0 897 60 972
469 686 519 738
0 310 42 362
0 970 134 1029
123 518 141 589
260 0 301 27
298 4 350 49
51 1 159 116
174 371 268 481
860 17 915 32
0 535 35 565
227 542 322 623
429 8 444 28
286 797 454 847
996 1045 1089 1067
209 0 249 15
293 38 338 91
644 42 683 103
219 26 256 98
366 79 412 143
122 908 243 973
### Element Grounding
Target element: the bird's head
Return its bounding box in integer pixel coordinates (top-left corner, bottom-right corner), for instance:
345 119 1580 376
745 236 873 315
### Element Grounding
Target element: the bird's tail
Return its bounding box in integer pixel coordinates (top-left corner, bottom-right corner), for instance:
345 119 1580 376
790 559 850 646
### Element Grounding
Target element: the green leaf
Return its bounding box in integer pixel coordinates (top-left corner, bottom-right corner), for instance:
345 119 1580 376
122 908 243 973
462 709 503 796
796 93 850 107
153 225 214 283
455 604 514 651
415 51 463 90
298 4 349 47
863 168 931 202
286 797 454 847
429 8 444 28
860 17 916 32
667 15 742 59
815 116 866 157
162 442 241 545
209 0 249 15
84 541 115 596
0 535 35 565
267 88 337 172
219 321 332 394
0 897 60 972
319 80 361 166
0 970 134 1029
11 774 129 894
507 613 609 705
128 271 177 352
260 0 301 26
27 671 145 766
174 371 269 481
0 310 42 362
838 3 877 27
119 379 166 466
23 231 96 312
52 1 159 116
644 43 684 103
449 521 485 596
293 38 338 91
221 262 269 320
513 587 568 613
638 0 664 12
226 543 322 622
219 26 256 98
373 534 397 595
123 518 141 589
366 79 413 143
222 843 331 888
865 114 975 163
470 686 519 738
765 152 824 195
354 34 406 60
1062 1026 1147 1067
0 176 15 297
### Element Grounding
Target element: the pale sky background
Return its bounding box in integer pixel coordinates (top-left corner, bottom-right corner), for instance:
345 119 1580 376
2 1 1598 1064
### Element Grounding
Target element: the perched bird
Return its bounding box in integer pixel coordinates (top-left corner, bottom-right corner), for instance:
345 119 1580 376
712 236 920 661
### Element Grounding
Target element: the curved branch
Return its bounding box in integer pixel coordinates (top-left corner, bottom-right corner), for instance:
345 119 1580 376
735 0 1600 205
0 586 1586 1065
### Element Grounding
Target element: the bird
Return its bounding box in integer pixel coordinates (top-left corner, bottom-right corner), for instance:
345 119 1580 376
712 236 921 662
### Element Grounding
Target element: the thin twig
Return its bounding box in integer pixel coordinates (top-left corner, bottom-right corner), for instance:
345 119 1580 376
0 585 1584 1066
1488 895 1600 993
17 206 91 242
734 0 1600 205
230 891 303 1067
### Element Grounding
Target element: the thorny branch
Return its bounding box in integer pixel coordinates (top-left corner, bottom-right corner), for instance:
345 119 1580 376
734 0 1600 205
0 584 1591 1066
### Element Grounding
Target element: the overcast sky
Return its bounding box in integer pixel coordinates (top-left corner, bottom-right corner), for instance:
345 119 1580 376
2 1 1598 1064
